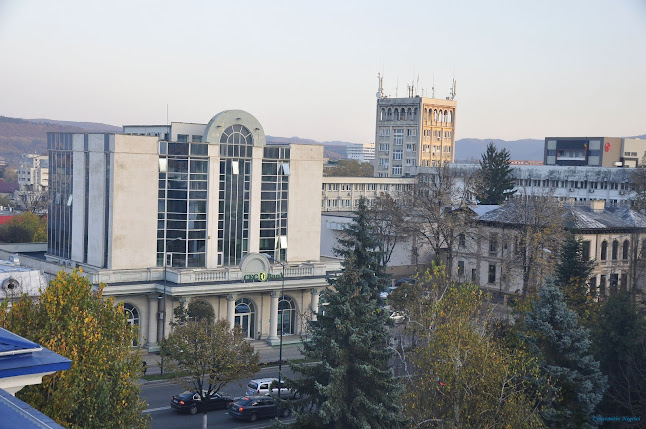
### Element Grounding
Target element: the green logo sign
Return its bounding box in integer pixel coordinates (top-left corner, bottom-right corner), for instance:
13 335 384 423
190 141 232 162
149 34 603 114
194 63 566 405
244 272 284 282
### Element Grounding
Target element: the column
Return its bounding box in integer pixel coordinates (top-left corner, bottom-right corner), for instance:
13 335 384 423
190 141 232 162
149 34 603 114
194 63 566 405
268 291 279 341
310 288 320 321
226 294 236 328
146 294 158 349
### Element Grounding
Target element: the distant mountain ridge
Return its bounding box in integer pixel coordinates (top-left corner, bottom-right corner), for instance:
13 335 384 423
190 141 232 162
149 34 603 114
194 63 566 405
0 115 644 165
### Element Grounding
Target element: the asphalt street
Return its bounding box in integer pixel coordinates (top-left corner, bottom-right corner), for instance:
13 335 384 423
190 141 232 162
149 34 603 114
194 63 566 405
141 366 298 429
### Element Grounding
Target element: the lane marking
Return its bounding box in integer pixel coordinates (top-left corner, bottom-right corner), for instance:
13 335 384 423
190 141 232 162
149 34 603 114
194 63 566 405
143 406 171 413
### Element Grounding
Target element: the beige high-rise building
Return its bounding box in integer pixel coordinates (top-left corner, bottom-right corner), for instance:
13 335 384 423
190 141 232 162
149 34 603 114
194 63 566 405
374 75 457 177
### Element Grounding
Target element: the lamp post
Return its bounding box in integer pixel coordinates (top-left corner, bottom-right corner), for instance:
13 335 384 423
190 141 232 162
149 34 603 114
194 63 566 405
263 253 286 399
277 262 285 399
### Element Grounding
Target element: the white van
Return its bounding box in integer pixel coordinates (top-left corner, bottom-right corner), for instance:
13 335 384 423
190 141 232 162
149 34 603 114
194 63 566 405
245 378 298 399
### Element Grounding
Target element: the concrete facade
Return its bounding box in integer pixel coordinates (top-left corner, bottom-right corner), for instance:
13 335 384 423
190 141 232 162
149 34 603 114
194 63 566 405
375 95 456 177
39 110 340 350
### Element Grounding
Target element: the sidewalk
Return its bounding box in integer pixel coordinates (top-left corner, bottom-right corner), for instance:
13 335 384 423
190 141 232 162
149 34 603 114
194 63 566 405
140 336 306 378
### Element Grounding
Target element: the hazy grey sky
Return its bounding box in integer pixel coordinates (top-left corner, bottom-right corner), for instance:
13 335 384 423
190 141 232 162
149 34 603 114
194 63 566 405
1 0 645 143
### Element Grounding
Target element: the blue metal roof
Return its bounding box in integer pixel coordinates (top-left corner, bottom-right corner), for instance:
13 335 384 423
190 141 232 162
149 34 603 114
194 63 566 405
0 388 65 428
0 328 71 379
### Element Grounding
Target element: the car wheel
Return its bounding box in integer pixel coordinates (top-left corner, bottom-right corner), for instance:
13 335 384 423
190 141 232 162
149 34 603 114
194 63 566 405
189 405 198 415
248 413 258 423
281 408 291 418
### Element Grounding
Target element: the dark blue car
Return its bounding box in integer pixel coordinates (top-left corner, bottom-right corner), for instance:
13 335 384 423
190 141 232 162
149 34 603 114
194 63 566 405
228 395 290 422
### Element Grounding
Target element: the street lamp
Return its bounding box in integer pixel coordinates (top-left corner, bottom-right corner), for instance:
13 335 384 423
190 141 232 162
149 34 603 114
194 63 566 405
262 253 286 399
161 236 183 376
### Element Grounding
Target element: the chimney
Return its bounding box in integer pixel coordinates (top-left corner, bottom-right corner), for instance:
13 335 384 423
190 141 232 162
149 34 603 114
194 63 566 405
591 199 606 212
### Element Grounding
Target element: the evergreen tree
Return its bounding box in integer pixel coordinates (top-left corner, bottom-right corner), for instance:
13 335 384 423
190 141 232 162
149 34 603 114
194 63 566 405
593 291 646 419
289 197 404 428
477 142 516 204
525 281 606 428
555 233 595 322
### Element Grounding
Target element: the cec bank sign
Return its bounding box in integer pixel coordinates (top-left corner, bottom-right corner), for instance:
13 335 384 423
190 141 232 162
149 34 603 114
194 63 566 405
243 272 284 282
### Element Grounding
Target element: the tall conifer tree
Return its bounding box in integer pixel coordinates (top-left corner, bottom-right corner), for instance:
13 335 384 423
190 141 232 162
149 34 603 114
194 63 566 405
289 197 404 428
477 142 516 204
525 281 606 428
555 233 595 321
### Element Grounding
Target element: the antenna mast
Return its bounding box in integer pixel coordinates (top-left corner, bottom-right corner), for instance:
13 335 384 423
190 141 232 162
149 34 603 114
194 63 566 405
431 74 435 99
376 73 384 98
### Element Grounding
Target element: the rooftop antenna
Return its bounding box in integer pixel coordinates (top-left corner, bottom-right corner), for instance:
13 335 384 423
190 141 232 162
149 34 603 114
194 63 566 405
395 77 399 98
416 75 419 96
166 104 169 126
431 74 435 99
376 73 384 99
449 78 457 100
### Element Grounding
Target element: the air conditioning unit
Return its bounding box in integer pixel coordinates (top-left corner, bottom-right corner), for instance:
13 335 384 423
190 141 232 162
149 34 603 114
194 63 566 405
619 190 625 195
569 188 575 192
589 189 594 193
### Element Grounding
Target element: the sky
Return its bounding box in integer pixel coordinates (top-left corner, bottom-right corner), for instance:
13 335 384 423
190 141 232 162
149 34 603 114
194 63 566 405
0 0 645 143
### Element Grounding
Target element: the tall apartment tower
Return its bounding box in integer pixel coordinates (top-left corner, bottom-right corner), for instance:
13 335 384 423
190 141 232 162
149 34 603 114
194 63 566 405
374 75 457 177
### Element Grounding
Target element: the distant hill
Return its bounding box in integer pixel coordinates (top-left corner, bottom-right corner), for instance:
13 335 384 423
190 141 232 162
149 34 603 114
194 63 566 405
1 115 643 165
266 135 347 160
0 116 121 164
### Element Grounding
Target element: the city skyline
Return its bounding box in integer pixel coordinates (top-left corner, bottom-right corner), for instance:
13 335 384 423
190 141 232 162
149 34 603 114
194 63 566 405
0 0 645 144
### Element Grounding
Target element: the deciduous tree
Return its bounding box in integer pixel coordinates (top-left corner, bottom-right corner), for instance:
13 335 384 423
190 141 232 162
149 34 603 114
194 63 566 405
325 159 373 177
0 269 149 429
289 197 405 428
0 211 46 243
410 165 479 273
477 142 516 204
392 264 546 428
161 319 259 429
366 193 408 266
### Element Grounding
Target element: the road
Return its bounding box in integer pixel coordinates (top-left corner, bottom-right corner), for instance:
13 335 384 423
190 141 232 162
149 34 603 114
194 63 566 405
141 366 298 429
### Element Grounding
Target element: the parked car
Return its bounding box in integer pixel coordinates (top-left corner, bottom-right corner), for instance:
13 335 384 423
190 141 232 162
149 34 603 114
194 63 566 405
245 377 298 398
228 395 290 422
380 286 398 300
394 277 415 287
170 390 234 415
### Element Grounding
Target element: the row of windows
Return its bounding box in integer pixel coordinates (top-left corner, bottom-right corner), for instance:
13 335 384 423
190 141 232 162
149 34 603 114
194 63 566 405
378 107 455 124
517 178 630 191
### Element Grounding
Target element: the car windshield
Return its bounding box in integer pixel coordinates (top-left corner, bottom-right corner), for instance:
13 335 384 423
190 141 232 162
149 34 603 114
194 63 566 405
247 382 258 390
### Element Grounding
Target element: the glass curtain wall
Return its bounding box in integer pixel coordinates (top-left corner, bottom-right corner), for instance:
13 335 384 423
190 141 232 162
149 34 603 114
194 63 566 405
218 125 253 266
157 140 209 267
47 133 73 259
260 145 289 262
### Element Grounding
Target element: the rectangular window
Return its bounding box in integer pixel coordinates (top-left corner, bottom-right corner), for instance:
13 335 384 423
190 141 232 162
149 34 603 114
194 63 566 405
393 129 404 145
457 261 465 276
393 150 403 160
488 264 496 283
471 268 477 282
600 275 606 295
177 134 189 143
459 233 466 246
582 241 591 260
392 166 402 176
489 235 498 253
621 273 628 291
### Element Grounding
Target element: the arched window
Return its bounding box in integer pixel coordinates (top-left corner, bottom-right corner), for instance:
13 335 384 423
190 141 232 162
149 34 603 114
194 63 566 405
393 108 399 121
623 239 629 260
387 108 392 119
380 108 385 121
123 303 139 347
448 111 453 123
601 241 608 260
423 108 428 123
407 108 412 120
612 240 619 260
278 295 296 335
235 298 256 339
413 107 418 119
444 110 448 122
433 109 438 122
399 108 406 120
219 124 253 145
